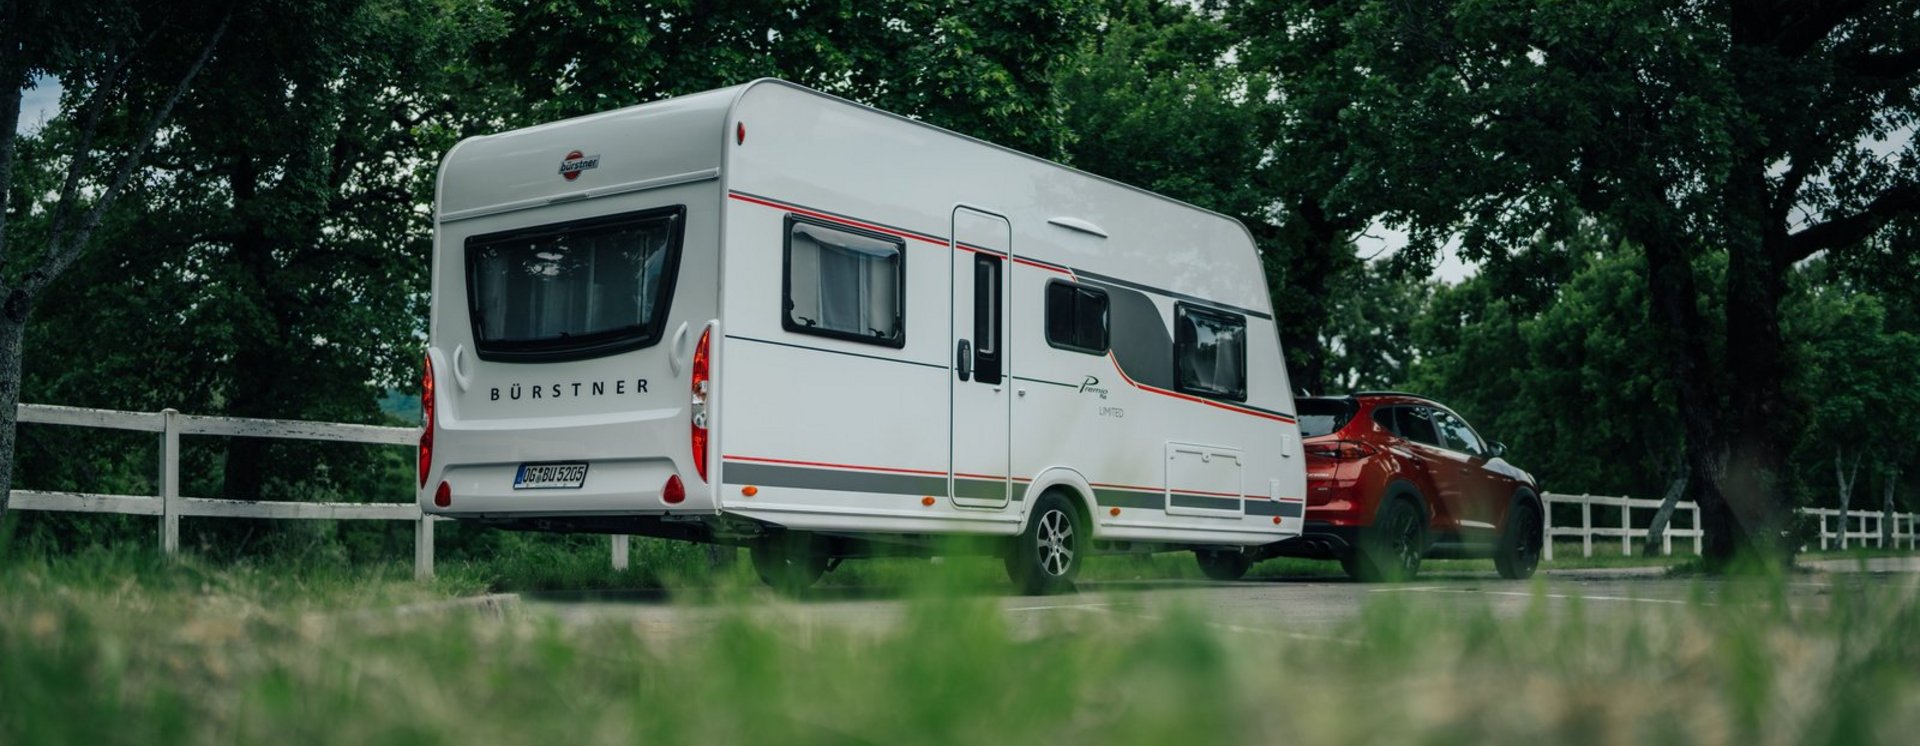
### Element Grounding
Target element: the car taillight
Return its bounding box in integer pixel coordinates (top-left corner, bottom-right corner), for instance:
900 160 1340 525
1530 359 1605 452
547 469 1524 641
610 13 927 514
690 328 711 481
1304 440 1376 460
419 353 435 488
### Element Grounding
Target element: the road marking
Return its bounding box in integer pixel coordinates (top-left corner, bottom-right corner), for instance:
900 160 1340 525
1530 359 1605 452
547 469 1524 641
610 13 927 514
1073 605 1360 646
1006 602 1112 612
1369 587 1698 606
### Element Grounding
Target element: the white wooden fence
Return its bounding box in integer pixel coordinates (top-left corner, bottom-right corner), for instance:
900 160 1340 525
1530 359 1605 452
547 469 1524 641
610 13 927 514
1543 492 1920 560
1801 507 1920 551
8 403 442 578
1542 492 1703 560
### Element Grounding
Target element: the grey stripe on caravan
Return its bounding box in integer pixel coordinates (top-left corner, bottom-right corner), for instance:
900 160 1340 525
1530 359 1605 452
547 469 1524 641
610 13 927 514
439 168 721 223
1245 501 1306 518
725 462 947 497
1093 488 1163 510
1170 493 1243 512
955 478 1019 502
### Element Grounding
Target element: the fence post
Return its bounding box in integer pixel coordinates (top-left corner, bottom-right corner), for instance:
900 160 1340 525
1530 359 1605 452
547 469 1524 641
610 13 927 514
1690 503 1701 555
1663 513 1673 556
414 514 435 580
1582 495 1593 558
612 534 630 571
1820 511 1830 551
1622 497 1631 556
158 408 180 555
1542 496 1554 562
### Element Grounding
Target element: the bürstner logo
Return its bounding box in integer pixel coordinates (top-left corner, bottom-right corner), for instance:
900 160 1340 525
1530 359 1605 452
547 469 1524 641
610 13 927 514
559 150 600 181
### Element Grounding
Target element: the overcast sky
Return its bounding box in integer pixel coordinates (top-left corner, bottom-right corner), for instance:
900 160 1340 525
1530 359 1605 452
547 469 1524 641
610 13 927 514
15 76 60 135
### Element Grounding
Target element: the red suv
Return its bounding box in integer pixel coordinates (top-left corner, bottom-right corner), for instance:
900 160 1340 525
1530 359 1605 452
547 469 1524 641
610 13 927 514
1253 393 1542 581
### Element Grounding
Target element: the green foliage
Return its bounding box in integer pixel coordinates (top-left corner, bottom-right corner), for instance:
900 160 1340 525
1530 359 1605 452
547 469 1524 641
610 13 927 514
6 551 1920 744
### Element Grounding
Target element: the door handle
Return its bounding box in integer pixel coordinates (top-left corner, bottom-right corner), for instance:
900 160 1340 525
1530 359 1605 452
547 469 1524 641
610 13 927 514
955 339 973 381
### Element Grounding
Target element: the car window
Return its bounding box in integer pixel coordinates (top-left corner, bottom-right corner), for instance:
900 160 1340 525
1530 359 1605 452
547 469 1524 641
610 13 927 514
1297 398 1357 437
1371 406 1399 435
1434 410 1486 455
1396 407 1442 447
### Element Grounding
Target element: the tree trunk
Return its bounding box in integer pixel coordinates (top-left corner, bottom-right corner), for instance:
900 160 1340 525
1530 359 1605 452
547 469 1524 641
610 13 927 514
1636 224 1734 567
0 314 27 525
1643 471 1689 557
1272 198 1350 395
1720 224 1796 563
1835 450 1858 550
1885 468 1901 548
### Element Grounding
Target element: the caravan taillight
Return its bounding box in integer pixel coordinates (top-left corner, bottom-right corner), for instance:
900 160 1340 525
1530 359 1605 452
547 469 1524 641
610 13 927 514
690 328 712 481
419 354 435 488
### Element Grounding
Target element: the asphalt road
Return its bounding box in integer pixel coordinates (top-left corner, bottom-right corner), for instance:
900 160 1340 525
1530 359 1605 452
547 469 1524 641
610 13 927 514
523 557 1920 643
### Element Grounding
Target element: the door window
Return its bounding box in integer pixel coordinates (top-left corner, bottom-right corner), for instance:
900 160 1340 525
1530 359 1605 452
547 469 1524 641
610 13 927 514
1434 410 1487 455
1395 407 1443 447
973 254 1003 385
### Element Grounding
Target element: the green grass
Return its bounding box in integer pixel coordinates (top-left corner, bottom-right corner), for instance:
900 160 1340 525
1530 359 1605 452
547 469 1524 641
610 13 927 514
5 546 1920 744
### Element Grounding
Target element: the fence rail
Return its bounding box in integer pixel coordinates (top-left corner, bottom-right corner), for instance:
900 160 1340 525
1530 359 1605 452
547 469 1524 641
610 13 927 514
9 404 440 578
1543 492 1919 559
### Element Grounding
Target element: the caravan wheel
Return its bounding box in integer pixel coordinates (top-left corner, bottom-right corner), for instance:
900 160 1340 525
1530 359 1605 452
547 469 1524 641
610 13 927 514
751 532 829 595
1005 492 1084 595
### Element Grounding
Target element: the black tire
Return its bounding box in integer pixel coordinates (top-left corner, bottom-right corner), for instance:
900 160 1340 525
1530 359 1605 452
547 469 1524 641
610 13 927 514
1495 497 1544 580
1195 549 1253 581
1344 497 1426 582
1005 492 1085 594
751 531 829 595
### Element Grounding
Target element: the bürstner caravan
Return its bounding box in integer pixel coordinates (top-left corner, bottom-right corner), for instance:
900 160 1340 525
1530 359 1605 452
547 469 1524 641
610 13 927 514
421 80 1307 592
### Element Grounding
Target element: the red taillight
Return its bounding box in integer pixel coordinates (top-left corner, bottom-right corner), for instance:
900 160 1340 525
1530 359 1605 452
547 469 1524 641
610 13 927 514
690 328 712 481
419 354 435 488
663 474 686 504
1304 440 1377 460
434 480 451 508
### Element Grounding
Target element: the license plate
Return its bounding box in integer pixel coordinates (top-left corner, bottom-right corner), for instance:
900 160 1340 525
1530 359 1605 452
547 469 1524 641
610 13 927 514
514 463 588 490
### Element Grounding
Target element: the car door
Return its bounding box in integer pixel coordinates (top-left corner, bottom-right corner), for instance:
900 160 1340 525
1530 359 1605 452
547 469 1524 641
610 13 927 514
1390 405 1469 531
1432 409 1512 530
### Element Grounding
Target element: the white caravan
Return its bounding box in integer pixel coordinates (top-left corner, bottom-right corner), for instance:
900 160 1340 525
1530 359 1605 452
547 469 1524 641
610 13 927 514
421 80 1306 592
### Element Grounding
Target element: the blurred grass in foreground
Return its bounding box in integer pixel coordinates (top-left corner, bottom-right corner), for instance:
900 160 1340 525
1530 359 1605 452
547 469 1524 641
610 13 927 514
4 545 1920 744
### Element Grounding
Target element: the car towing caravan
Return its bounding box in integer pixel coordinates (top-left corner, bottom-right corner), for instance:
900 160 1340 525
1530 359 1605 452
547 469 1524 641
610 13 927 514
421 79 1307 592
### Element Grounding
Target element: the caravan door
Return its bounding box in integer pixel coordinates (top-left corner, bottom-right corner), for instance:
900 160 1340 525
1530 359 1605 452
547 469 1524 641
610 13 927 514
950 207 1013 510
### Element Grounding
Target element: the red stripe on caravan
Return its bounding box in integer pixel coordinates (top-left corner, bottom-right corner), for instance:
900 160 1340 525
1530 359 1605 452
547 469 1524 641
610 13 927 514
727 193 947 247
723 455 948 477
1103 352 1298 424
730 192 1073 275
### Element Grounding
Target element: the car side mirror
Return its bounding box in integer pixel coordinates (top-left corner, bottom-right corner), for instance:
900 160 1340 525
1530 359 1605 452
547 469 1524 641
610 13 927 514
1487 441 1507 459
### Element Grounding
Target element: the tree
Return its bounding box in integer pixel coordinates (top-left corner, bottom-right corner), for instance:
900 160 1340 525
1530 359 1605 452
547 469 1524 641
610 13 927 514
1311 0 1920 568
0 1 229 526
1784 269 1920 547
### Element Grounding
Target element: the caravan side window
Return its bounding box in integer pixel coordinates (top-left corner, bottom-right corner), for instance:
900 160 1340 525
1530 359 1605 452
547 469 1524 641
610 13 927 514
1044 280 1109 354
1174 303 1247 401
782 216 906 348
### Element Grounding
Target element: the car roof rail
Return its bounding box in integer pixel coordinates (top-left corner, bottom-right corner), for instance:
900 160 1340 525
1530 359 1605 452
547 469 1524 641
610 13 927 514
1348 390 1432 400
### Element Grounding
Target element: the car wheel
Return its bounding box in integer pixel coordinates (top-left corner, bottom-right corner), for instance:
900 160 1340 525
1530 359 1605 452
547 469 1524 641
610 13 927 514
1195 549 1253 581
1005 492 1084 595
1345 497 1425 582
751 531 829 595
1495 497 1543 580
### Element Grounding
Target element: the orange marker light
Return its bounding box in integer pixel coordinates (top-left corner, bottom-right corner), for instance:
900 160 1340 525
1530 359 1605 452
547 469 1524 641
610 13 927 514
742 486 758 497
1109 507 1121 517
921 496 936 506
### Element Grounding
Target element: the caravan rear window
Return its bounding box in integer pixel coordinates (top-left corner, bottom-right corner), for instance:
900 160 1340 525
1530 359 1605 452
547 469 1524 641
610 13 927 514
465 206 684 362
782 216 906 347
